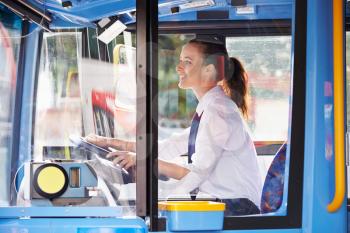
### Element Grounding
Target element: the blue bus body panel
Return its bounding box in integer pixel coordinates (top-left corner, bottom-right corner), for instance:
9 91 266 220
156 229 301 233
2 0 349 232
0 217 302 233
302 0 347 232
0 207 123 218
0 217 147 233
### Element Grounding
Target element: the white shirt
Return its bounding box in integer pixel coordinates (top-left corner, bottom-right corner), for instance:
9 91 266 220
158 85 262 207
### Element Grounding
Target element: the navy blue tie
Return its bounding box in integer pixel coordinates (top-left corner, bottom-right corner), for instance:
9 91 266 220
188 111 203 200
188 111 203 163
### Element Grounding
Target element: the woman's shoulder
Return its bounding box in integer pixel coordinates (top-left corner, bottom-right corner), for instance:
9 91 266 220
207 94 240 117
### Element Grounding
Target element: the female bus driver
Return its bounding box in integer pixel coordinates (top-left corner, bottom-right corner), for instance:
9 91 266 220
86 38 262 215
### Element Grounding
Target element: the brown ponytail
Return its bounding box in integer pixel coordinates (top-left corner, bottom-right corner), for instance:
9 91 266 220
188 39 248 117
223 57 248 117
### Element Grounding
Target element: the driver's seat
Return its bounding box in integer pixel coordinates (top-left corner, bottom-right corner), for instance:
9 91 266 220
260 143 287 213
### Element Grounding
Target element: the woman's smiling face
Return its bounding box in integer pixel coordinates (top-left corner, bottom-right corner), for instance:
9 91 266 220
176 43 206 89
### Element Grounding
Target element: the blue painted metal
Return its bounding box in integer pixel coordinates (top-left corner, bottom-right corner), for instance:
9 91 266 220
0 217 147 233
35 0 135 28
41 0 135 21
50 15 96 29
0 4 23 29
302 0 347 232
157 230 301 233
25 0 294 28
160 230 301 233
0 207 123 218
159 3 292 22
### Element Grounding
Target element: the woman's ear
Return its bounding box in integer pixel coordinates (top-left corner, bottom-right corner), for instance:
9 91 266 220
204 64 217 80
205 63 215 71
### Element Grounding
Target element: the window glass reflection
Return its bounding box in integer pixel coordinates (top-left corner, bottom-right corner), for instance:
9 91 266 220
0 4 22 206
15 29 138 215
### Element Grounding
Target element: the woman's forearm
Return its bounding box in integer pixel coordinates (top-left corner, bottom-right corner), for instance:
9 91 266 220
108 139 136 152
158 160 190 180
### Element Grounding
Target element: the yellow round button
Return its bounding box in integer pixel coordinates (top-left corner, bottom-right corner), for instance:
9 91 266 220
37 166 66 194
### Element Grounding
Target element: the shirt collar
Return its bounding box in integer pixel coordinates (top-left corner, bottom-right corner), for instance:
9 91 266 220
196 85 224 114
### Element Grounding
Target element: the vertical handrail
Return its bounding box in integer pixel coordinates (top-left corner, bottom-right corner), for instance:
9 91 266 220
327 0 346 212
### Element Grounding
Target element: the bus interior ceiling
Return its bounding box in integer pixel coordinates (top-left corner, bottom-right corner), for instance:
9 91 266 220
3 0 295 29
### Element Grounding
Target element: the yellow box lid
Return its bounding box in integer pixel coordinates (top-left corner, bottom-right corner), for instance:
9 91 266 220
158 201 225 212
